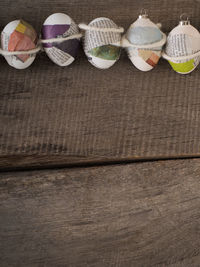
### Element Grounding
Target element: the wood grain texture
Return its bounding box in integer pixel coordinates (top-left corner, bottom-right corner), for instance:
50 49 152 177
1 159 200 266
1 0 200 168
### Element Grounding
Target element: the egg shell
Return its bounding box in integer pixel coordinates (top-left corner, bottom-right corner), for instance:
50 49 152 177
41 13 80 66
165 24 200 74
125 16 163 71
84 17 121 69
1 20 37 69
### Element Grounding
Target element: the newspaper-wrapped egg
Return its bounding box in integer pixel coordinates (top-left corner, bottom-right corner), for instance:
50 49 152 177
164 17 200 74
81 17 122 69
124 13 165 71
1 20 37 69
41 13 81 66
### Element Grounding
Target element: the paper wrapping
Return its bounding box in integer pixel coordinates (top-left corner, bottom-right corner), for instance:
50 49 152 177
1 20 37 69
165 24 200 74
84 17 121 69
125 17 163 71
42 13 80 66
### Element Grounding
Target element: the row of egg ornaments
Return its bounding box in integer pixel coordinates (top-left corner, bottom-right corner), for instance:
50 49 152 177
1 12 200 74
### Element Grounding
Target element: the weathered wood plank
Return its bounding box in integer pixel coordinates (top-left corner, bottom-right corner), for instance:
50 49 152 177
0 159 200 266
1 0 200 168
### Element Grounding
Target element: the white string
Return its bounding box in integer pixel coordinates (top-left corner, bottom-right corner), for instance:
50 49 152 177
3 28 198 62
162 50 200 62
156 23 162 29
0 33 82 56
121 32 167 49
40 33 82 44
79 23 124 33
0 45 42 56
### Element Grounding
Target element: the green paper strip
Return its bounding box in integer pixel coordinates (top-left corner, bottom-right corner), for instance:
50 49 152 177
169 59 195 74
89 45 120 60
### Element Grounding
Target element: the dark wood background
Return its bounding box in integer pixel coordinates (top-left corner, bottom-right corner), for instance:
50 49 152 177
1 0 200 169
1 1 200 266
1 159 200 266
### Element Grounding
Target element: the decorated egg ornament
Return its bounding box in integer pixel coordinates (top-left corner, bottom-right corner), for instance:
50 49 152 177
122 11 166 71
41 13 81 66
163 14 200 74
1 20 38 69
79 18 124 69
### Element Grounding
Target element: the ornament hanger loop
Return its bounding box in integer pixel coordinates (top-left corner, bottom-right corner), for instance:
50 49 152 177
179 13 190 25
180 13 189 21
139 8 148 18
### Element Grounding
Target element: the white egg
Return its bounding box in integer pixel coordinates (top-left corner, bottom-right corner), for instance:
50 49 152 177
1 20 37 69
165 21 200 74
83 17 122 69
125 14 164 71
41 13 80 66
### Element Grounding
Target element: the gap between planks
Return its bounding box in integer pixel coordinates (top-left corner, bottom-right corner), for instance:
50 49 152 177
1 153 200 172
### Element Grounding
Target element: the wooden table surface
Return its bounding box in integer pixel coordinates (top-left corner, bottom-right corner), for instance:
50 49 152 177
1 0 200 169
1 159 200 266
1 0 200 266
